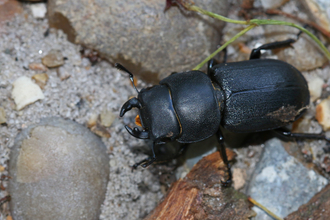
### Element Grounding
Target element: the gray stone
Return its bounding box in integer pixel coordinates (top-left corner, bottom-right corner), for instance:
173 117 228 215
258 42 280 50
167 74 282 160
246 138 328 220
301 0 330 32
47 0 228 82
8 117 110 220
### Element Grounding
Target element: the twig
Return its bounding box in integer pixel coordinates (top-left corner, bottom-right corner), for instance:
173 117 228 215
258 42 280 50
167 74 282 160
193 24 256 70
0 196 10 207
248 197 283 220
266 9 330 40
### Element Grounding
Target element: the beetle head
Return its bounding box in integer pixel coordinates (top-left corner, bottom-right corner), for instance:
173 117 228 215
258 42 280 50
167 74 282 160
117 63 180 144
120 97 150 139
115 63 150 140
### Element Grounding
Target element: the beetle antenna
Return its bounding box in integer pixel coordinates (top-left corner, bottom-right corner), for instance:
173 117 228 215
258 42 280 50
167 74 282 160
115 63 139 93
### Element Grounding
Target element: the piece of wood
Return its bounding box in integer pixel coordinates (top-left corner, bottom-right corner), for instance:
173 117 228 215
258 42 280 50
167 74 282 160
285 184 330 220
145 150 256 220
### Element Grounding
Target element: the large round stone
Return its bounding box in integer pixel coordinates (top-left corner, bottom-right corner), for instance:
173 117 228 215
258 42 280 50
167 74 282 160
48 0 228 82
9 117 110 220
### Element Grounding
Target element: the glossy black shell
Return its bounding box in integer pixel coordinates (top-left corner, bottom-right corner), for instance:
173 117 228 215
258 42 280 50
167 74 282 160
135 59 309 144
210 59 309 133
160 71 221 143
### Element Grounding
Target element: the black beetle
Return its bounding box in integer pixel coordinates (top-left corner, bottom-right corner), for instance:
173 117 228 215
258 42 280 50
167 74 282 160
117 36 328 185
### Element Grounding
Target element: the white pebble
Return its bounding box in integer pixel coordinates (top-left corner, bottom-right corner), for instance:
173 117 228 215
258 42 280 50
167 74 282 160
30 3 47 19
308 76 324 102
12 76 45 110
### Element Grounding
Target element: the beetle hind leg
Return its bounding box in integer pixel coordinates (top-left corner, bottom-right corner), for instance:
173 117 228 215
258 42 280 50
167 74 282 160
274 128 330 142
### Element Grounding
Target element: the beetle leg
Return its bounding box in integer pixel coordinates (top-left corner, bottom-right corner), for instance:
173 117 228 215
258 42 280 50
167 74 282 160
249 38 297 59
249 28 304 60
274 128 330 142
131 142 157 170
207 59 218 76
131 157 155 171
222 47 228 63
216 129 232 187
207 48 228 75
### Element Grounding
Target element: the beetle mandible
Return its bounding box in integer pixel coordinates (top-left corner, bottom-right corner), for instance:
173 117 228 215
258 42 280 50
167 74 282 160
117 35 328 185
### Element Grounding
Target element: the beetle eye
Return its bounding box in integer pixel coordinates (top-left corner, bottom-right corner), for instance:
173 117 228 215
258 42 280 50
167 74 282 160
135 115 142 127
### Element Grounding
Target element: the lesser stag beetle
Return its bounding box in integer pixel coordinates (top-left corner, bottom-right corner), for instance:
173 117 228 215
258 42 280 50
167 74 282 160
117 34 329 186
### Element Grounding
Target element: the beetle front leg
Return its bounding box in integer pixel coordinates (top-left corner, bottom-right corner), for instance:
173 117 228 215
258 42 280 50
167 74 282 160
132 142 157 170
207 48 228 75
216 129 232 187
207 59 218 76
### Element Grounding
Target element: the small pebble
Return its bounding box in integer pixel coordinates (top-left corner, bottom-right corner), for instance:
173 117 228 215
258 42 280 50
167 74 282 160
316 96 330 131
11 76 45 110
322 156 330 173
233 168 246 190
100 109 116 127
57 65 71 80
0 107 6 124
30 3 47 18
90 123 111 138
28 63 48 71
87 113 98 128
247 149 256 158
292 117 311 133
32 73 49 89
308 76 324 102
260 0 288 9
42 49 64 68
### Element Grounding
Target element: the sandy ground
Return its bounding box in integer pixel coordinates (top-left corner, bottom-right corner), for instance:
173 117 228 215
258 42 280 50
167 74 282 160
0 6 164 220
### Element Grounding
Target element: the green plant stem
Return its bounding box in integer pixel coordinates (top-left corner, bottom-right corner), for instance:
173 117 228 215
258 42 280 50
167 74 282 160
187 4 330 69
193 24 256 70
249 19 330 60
189 5 247 25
